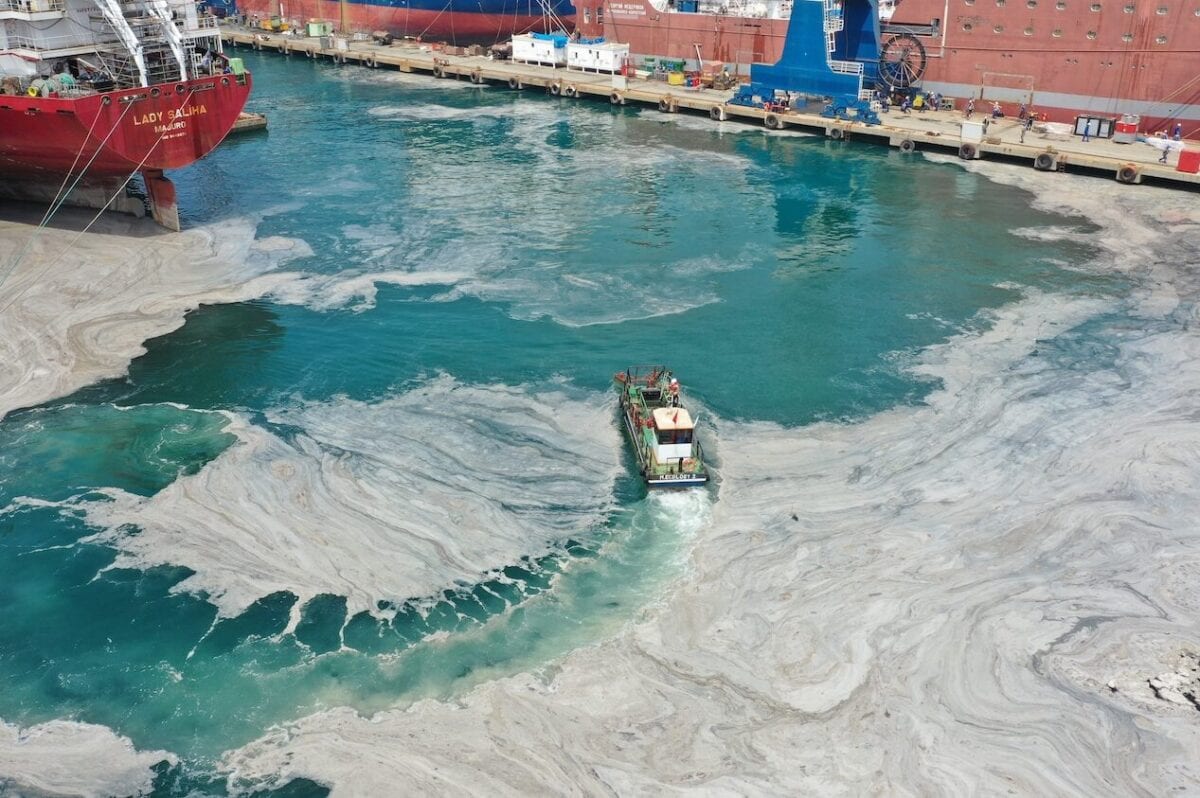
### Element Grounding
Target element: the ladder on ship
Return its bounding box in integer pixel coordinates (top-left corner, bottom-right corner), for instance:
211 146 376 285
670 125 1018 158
822 0 871 100
92 0 196 88
92 0 150 86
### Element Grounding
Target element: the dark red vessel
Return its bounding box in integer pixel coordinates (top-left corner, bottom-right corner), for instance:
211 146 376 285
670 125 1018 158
0 0 251 229
572 0 1200 134
234 0 574 41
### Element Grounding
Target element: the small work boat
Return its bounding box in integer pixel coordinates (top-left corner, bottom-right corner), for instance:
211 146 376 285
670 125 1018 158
614 366 709 487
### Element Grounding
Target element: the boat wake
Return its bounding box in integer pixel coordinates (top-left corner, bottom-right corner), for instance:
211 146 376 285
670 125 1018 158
0 719 176 798
75 376 623 622
222 175 1200 795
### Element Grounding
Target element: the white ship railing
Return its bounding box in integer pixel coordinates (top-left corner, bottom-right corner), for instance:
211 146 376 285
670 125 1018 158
0 0 65 11
2 32 99 50
179 13 221 41
822 0 863 95
822 0 844 32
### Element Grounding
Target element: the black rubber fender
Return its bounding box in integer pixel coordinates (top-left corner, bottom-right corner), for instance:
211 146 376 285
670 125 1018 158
898 138 915 153
1117 163 1141 183
959 143 978 160
1034 152 1057 171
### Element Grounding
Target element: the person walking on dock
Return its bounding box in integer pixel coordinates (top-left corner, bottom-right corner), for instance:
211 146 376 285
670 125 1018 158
1159 145 1170 163
1020 115 1033 143
1173 122 1183 141
1082 120 1093 142
1018 101 1027 120
966 98 974 119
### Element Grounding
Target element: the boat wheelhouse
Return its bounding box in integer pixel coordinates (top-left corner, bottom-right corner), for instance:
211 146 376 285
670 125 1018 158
614 366 709 487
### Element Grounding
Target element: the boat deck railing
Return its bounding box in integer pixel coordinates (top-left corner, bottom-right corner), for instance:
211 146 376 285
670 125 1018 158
0 0 66 12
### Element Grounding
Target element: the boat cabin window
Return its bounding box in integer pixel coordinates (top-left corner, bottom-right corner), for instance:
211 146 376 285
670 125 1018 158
643 388 662 402
596 5 604 22
657 428 693 445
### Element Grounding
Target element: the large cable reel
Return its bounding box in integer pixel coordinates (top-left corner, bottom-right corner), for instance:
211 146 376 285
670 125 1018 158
879 33 927 89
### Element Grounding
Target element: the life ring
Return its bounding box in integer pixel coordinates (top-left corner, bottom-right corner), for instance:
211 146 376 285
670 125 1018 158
710 105 727 121
432 64 445 79
959 143 978 160
830 127 844 140
27 86 38 97
1034 152 1056 171
898 138 915 153
564 84 578 98
657 97 672 113
1116 163 1140 183
548 82 561 96
508 76 519 90
764 112 783 130
609 91 624 105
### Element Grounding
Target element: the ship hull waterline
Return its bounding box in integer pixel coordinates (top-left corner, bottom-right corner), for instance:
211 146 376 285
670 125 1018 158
573 0 1200 133
0 72 252 230
235 0 575 42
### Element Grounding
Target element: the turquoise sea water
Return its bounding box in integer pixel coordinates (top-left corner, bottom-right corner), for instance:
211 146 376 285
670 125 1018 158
0 51 1126 794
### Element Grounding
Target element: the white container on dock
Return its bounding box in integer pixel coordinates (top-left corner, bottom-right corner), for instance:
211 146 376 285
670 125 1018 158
961 120 984 144
512 33 567 67
566 39 629 74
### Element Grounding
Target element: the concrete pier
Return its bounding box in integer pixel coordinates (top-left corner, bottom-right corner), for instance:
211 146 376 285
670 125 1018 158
221 27 1200 191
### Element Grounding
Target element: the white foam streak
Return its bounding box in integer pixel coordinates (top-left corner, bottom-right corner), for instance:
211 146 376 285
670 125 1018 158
80 378 622 619
266 269 467 311
224 177 1200 794
0 717 176 798
358 99 765 326
0 208 486 420
0 210 308 422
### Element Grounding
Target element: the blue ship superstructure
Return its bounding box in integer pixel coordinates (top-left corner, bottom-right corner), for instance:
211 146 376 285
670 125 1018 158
732 0 883 124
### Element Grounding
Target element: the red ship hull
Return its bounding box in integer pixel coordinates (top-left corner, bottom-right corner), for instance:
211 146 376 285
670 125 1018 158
575 0 1200 134
0 72 252 229
236 0 571 41
580 5 789 68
